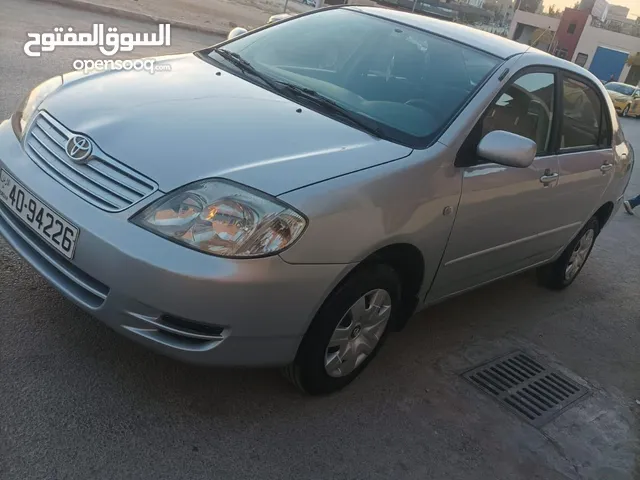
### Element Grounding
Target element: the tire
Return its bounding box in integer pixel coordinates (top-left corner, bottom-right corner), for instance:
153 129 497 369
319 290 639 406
284 264 401 395
536 216 599 290
622 105 630 117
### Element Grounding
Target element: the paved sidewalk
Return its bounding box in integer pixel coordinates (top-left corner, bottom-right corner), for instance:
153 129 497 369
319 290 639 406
43 0 314 35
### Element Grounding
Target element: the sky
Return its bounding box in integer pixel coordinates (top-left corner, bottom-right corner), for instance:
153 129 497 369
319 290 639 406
543 0 639 19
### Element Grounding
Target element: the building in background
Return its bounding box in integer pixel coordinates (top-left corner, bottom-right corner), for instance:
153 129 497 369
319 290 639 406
551 8 591 59
483 0 515 26
606 4 629 21
601 5 638 35
510 10 560 49
578 0 609 22
509 5 640 84
514 0 541 13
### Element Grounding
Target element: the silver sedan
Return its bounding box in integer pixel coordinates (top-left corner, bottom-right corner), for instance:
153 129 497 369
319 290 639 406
0 6 633 394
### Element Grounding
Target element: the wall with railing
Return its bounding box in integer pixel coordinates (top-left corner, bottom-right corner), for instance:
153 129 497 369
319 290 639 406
591 17 640 39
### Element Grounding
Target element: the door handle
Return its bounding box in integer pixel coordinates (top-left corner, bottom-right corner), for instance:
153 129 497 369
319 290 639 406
539 172 559 185
600 163 613 173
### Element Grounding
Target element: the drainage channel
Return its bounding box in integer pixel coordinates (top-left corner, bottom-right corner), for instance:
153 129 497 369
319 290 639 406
462 351 589 427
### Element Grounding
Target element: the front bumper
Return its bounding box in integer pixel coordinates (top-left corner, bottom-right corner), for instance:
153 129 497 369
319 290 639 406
612 100 628 113
0 119 350 366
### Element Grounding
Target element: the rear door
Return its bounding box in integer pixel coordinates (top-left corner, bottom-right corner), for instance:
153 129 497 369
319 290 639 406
553 73 615 233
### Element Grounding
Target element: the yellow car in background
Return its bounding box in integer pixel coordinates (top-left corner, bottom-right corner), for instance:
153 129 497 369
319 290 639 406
604 82 640 117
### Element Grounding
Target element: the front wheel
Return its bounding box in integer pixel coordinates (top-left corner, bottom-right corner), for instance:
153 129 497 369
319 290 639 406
622 105 630 117
284 264 401 395
537 217 599 290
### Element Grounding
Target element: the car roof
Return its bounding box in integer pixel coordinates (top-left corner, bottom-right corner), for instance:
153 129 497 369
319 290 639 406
606 82 636 88
345 6 529 59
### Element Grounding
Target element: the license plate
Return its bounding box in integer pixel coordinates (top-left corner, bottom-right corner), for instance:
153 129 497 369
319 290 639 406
0 169 79 259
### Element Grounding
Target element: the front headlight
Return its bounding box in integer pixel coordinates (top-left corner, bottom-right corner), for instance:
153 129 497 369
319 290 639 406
11 76 63 139
131 179 307 258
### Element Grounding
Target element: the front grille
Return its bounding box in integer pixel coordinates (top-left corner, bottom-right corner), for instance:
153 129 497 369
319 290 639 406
24 112 157 212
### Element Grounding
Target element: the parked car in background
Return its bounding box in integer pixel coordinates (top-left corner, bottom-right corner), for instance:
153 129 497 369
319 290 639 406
605 81 640 117
268 13 293 23
227 13 293 40
0 7 634 395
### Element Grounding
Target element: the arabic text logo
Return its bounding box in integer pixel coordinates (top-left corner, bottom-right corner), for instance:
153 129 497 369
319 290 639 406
24 24 171 58
65 135 93 163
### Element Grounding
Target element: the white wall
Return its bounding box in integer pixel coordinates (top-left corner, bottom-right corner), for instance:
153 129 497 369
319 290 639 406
572 25 640 81
508 10 559 39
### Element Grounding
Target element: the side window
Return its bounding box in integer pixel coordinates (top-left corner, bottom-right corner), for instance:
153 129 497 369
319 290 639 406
561 77 606 149
482 72 555 155
575 53 588 67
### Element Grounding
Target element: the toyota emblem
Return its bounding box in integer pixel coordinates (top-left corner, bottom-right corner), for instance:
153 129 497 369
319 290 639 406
65 135 93 163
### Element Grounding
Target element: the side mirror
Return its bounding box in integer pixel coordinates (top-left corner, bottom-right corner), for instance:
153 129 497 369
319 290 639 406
477 130 536 168
227 27 248 40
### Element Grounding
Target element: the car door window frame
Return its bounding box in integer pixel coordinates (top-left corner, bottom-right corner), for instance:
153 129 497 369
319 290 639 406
455 65 560 168
555 70 613 154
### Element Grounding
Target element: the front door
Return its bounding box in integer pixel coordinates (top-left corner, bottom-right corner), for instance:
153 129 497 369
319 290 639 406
428 70 570 301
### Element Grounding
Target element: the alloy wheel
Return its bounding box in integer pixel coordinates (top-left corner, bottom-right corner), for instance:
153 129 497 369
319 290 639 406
324 289 392 378
564 228 595 281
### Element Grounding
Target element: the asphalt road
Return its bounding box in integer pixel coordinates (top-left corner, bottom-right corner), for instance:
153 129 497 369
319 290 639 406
1 1 639 479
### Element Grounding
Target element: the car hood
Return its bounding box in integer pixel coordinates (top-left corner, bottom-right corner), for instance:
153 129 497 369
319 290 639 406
40 54 412 195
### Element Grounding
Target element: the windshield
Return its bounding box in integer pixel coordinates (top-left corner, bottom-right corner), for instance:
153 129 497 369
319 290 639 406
201 9 501 147
606 82 635 96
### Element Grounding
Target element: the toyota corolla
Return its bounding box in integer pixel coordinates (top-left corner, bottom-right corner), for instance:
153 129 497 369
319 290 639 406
0 7 633 394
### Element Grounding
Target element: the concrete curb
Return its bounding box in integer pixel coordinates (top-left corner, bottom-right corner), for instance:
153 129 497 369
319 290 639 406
33 0 229 37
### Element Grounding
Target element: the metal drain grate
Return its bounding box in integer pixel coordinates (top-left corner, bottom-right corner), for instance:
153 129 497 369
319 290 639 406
462 351 589 427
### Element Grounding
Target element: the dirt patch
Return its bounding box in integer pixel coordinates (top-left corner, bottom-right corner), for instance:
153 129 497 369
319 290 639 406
79 0 313 32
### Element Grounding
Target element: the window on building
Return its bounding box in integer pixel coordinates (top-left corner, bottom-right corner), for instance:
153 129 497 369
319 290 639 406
575 53 588 67
561 77 609 149
555 48 568 59
567 23 576 34
482 72 555 154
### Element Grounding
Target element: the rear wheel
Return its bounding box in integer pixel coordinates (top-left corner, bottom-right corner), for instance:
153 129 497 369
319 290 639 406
284 264 400 395
622 104 630 117
537 217 599 290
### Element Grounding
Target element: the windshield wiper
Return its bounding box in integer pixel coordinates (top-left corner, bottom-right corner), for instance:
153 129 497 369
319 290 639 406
214 48 281 91
213 50 384 139
275 82 385 139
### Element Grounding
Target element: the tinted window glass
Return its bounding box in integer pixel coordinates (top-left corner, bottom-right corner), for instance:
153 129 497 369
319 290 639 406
248 18 370 72
206 9 500 147
605 82 634 96
561 78 603 149
482 72 555 154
